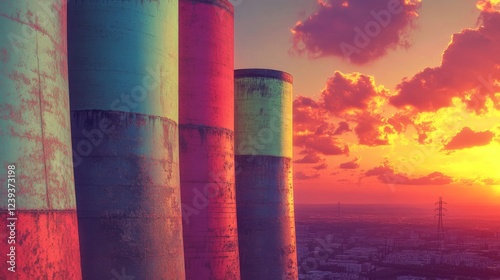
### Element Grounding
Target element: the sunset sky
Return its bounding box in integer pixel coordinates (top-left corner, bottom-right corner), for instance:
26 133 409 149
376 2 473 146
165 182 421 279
234 0 500 204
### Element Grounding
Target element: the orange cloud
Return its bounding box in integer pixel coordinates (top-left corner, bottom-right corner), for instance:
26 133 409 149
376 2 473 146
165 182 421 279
481 177 500 185
443 127 495 150
477 0 500 12
294 94 351 156
400 172 454 185
294 71 395 148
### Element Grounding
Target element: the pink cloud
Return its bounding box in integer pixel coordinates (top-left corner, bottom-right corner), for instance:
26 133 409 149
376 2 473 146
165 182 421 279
321 72 387 115
391 11 500 113
291 0 421 64
354 112 390 146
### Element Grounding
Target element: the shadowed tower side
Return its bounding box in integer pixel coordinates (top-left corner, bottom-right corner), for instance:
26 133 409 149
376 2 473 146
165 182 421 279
0 1 82 278
235 69 298 280
67 1 185 278
179 1 240 279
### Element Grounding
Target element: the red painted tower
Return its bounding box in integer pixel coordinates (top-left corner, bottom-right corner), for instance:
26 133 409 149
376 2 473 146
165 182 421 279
179 1 240 279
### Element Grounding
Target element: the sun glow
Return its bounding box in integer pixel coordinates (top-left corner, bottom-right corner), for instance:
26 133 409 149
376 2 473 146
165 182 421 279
492 185 500 196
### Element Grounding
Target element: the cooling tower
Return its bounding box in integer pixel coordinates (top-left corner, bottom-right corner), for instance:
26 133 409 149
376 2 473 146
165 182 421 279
0 1 82 278
179 1 240 279
67 1 185 278
234 69 298 280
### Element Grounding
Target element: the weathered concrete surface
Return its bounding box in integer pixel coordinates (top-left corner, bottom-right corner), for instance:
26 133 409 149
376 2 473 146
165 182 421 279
179 126 239 280
71 111 184 279
235 156 297 280
68 0 178 121
180 1 240 279
68 1 184 279
234 70 293 159
235 69 298 280
180 0 234 130
0 0 82 278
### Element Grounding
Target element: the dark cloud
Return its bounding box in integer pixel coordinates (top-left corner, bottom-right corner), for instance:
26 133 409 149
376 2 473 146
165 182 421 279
333 121 351 135
314 123 337 136
295 149 324 164
401 172 454 185
295 171 321 180
339 158 360 169
365 165 393 177
444 127 495 150
291 0 421 64
364 162 453 185
295 135 349 155
313 163 329 170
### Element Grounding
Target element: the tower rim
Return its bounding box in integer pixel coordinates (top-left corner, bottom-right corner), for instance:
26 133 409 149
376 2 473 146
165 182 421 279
235 68 293 84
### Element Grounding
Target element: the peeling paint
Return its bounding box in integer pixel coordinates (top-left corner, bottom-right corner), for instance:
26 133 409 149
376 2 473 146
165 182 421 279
235 70 293 158
0 0 81 278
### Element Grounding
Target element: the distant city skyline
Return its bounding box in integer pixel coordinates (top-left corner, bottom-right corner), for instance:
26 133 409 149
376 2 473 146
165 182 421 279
295 203 500 279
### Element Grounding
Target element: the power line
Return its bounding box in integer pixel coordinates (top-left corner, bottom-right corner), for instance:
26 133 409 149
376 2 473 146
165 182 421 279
435 196 447 249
